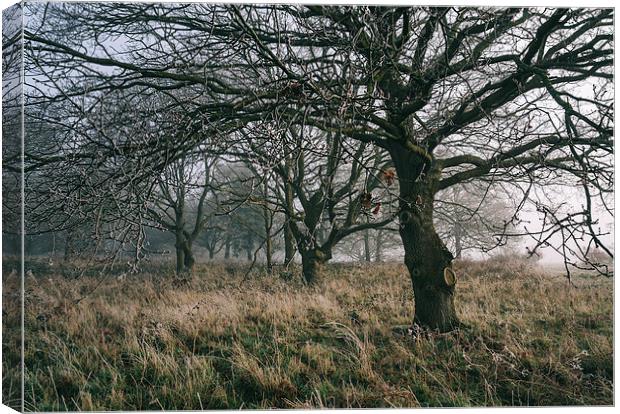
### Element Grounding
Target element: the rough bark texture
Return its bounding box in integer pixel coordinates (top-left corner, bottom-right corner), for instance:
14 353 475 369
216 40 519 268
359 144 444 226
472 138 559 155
175 231 195 274
183 243 195 270
284 223 295 266
389 142 459 332
175 245 185 274
300 249 329 285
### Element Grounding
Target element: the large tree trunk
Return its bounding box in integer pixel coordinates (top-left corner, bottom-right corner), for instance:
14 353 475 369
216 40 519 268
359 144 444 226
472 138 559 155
401 213 458 331
175 230 194 274
300 249 329 285
389 143 459 332
183 242 195 271
284 223 295 266
175 245 185 274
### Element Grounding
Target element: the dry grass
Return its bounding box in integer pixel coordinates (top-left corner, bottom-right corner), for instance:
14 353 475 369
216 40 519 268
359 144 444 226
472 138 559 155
2 257 613 410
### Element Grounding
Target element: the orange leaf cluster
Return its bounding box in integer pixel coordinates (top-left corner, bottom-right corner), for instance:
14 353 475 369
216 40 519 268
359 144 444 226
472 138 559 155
381 168 396 186
372 202 381 215
360 192 382 215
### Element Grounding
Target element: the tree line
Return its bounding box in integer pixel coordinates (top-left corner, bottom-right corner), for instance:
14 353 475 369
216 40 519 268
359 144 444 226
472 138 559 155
2 4 613 331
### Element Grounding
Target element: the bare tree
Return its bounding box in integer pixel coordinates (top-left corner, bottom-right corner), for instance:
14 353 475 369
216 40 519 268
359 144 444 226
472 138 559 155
337 226 402 263
435 183 520 259
236 124 398 283
23 5 613 331
147 152 220 274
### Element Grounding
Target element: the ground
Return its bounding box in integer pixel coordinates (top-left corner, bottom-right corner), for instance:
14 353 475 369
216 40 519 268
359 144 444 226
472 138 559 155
1 257 614 409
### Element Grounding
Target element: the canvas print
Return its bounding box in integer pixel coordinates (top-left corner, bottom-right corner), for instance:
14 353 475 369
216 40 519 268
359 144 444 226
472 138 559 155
2 1 614 410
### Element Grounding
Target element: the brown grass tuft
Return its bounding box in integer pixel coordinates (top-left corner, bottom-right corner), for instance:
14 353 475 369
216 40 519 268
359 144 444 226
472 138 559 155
2 258 613 409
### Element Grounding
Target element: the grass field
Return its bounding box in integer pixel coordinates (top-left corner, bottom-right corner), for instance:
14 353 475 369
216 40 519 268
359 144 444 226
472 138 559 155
2 257 614 409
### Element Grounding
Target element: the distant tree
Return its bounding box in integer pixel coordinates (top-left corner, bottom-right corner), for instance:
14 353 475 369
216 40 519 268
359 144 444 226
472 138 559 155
337 226 402 263
237 125 398 283
199 220 227 260
435 183 520 259
147 152 220 274
214 162 271 264
581 247 613 275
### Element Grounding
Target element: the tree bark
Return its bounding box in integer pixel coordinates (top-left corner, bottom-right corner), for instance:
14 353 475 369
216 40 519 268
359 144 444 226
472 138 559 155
284 222 295 266
389 143 459 332
175 230 195 274
175 244 185 274
300 249 328 285
183 242 195 271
